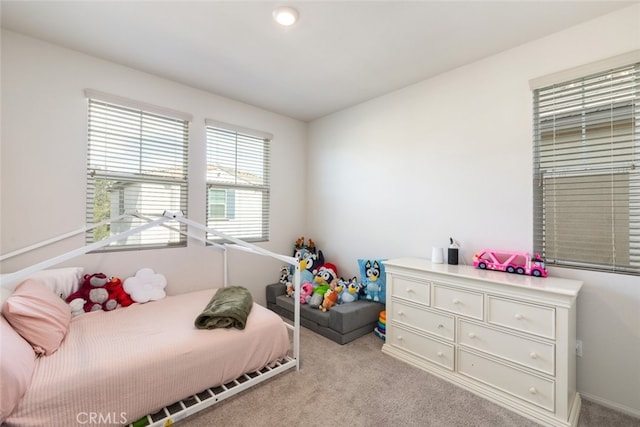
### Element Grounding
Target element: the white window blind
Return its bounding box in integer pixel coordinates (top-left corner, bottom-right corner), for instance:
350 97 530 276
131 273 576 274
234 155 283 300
533 62 639 275
85 92 190 249
205 120 271 242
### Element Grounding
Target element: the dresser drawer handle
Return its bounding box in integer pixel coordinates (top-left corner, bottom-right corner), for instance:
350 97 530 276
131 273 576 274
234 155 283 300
437 324 444 329
406 288 414 293
452 298 461 305
467 332 476 339
530 352 538 359
514 313 524 320
529 387 537 395
437 351 444 357
397 335 403 341
398 310 405 316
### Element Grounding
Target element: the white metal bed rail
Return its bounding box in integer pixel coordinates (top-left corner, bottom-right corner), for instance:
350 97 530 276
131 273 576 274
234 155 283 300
0 212 132 263
128 356 298 427
0 215 170 288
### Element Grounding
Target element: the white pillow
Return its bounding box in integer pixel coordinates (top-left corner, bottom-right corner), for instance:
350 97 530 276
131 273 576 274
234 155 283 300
25 267 84 300
123 268 167 303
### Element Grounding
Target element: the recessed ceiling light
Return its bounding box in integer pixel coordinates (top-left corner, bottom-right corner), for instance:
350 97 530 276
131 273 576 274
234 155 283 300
273 6 299 26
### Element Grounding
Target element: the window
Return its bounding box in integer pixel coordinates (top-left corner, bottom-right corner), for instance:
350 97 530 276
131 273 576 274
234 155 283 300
205 120 271 242
85 90 190 250
208 188 229 220
532 61 639 275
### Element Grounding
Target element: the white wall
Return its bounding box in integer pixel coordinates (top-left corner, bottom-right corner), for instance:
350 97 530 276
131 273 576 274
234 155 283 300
2 4 639 418
0 30 307 304
307 5 640 417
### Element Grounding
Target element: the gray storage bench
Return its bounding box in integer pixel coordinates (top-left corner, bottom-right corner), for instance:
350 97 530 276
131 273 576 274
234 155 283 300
266 283 384 345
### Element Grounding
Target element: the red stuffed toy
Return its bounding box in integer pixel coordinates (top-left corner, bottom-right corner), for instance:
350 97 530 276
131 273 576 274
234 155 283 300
105 277 135 307
66 273 118 313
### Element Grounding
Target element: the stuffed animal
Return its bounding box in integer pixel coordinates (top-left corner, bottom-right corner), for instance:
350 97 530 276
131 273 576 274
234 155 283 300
334 277 349 304
279 265 290 285
308 291 324 308
279 265 295 297
105 277 135 307
320 288 339 312
293 237 324 285
359 259 386 302
68 298 86 317
320 280 345 312
340 277 360 303
308 263 337 308
300 250 324 285
300 283 313 304
66 273 118 313
308 281 328 308
358 280 367 298
364 277 382 302
286 282 295 298
314 263 338 289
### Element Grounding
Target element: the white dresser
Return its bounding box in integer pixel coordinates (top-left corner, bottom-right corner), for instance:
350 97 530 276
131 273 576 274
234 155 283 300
382 258 583 427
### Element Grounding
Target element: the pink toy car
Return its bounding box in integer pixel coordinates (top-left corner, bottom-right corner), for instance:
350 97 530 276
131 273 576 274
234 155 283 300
472 249 548 277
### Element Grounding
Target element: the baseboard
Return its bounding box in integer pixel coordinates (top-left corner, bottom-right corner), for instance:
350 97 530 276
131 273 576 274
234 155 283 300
580 392 640 419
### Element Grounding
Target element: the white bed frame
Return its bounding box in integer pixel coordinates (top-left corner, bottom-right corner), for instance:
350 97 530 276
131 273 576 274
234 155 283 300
0 211 301 427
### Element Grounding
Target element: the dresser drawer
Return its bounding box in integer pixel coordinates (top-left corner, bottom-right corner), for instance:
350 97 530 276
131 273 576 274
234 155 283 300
487 296 555 339
433 285 483 320
458 320 555 375
458 349 555 412
392 302 454 341
389 327 454 370
391 276 430 305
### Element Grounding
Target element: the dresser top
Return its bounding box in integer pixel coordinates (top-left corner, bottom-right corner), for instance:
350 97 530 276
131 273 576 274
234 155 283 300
384 257 583 297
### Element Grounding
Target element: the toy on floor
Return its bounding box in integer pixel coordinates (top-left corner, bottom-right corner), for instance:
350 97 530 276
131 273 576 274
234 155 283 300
374 310 386 340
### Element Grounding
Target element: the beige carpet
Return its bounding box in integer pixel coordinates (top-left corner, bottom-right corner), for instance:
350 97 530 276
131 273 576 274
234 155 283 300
177 324 639 427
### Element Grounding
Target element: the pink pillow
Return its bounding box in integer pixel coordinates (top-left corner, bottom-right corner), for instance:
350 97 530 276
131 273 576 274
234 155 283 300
2 279 72 356
0 315 36 422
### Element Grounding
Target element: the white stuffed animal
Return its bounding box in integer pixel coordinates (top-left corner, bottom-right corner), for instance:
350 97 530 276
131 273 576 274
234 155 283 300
123 268 167 303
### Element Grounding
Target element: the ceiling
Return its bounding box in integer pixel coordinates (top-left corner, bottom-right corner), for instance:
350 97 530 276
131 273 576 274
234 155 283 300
1 1 635 122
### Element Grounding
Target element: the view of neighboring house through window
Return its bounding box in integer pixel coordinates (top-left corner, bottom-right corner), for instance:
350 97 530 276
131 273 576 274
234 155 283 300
205 120 271 242
85 90 190 249
532 61 639 275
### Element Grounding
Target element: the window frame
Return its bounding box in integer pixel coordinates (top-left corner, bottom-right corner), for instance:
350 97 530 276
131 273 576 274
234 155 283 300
205 119 272 243
85 90 191 251
532 61 640 275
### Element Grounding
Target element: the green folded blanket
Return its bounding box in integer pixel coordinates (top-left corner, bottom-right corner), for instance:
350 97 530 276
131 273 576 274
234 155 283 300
195 286 253 330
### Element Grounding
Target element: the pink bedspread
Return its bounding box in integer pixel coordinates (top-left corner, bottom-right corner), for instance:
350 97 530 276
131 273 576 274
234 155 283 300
5 289 289 427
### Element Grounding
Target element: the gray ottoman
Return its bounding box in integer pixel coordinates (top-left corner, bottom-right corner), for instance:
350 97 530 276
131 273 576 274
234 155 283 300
266 283 384 344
